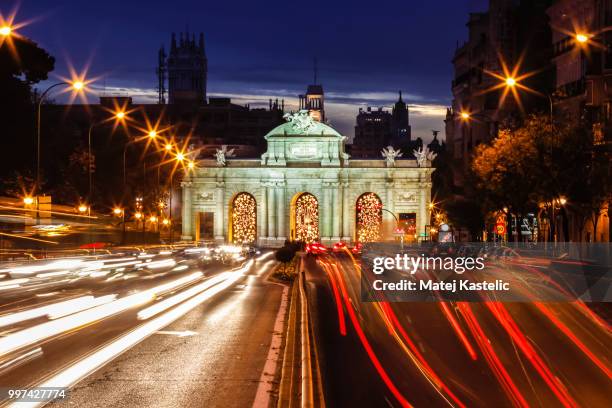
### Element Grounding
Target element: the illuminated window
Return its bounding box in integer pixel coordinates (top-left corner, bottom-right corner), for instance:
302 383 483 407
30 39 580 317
356 193 382 242
231 193 257 244
294 193 319 243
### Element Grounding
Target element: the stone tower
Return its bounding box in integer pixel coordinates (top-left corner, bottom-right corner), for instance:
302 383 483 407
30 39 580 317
299 85 325 122
166 31 207 105
391 91 411 144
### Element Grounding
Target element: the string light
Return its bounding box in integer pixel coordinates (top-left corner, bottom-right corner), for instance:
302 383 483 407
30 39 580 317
231 193 257 244
356 193 382 243
295 193 319 243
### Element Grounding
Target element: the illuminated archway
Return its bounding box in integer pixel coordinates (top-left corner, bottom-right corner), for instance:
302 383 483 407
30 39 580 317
356 193 382 242
291 193 319 243
229 192 257 244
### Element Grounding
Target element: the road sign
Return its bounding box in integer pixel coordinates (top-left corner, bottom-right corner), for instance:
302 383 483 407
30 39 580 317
496 223 506 235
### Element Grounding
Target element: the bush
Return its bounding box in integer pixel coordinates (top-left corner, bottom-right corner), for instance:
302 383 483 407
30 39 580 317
275 246 295 263
273 245 299 281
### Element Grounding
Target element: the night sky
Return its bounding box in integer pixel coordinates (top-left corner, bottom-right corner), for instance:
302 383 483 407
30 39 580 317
11 0 489 142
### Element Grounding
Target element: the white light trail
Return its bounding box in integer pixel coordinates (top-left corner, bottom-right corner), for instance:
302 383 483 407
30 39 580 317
47 295 117 320
0 296 94 328
35 271 70 279
138 273 229 320
12 260 253 408
0 272 203 357
0 278 29 287
2 259 85 277
146 259 177 269
256 252 274 261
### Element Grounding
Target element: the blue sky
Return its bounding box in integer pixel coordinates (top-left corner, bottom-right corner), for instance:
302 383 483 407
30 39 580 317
10 0 489 141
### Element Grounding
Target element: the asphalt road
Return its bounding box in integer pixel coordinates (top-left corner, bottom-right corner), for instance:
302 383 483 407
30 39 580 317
305 252 612 408
0 248 286 408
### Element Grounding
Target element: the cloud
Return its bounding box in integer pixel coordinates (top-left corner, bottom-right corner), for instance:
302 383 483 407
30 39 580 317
56 84 447 143
326 91 425 103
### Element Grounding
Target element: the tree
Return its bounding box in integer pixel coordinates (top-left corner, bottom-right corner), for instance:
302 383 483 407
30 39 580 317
275 246 295 264
0 34 55 182
471 118 542 219
471 114 611 242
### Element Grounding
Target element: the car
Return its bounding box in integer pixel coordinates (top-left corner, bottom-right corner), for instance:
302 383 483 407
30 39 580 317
306 242 327 255
332 241 347 253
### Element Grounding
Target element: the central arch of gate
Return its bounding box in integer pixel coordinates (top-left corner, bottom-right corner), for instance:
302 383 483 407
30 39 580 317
181 111 434 247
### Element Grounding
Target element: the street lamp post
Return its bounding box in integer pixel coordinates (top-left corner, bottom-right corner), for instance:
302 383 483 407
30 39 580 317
36 81 84 194
380 207 404 249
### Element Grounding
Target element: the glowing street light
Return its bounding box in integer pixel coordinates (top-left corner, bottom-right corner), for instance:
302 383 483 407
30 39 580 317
176 152 185 161
71 81 84 91
115 111 126 120
148 130 157 138
164 143 173 152
78 204 89 213
505 77 517 87
187 161 195 170
0 25 12 37
23 196 34 205
134 212 143 220
576 33 589 44
113 207 123 216
460 111 471 120
162 219 170 226
559 197 567 206
149 216 158 223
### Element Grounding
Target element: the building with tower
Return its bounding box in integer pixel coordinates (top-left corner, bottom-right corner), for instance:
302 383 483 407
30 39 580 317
352 107 393 158
162 32 207 105
351 91 412 158
299 85 325 122
391 91 411 145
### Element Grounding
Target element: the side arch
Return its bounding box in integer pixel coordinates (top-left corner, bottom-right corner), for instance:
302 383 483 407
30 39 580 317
290 192 319 243
228 192 257 244
356 192 383 242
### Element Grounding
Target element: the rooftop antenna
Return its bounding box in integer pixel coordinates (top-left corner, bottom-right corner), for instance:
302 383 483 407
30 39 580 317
313 57 318 85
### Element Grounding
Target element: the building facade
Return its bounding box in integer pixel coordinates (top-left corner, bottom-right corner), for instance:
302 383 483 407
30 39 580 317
181 111 434 247
445 0 553 196
352 107 393 158
352 92 412 158
547 0 611 242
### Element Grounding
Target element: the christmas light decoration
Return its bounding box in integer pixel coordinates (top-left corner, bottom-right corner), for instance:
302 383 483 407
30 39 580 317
295 193 319 243
231 193 257 244
356 193 382 242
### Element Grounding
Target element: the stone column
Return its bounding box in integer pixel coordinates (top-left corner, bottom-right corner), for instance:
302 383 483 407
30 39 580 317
386 182 394 240
215 182 225 242
341 182 351 242
419 180 427 239
277 183 286 241
260 184 268 240
181 181 193 240
267 185 276 241
332 183 341 240
322 183 331 242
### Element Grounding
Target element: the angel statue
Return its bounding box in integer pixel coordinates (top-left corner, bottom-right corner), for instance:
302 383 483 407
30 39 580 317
214 145 235 166
283 110 317 132
413 146 437 168
381 146 403 167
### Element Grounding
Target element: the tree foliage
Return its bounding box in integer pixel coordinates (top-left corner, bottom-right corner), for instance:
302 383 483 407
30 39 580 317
471 114 611 240
0 35 55 188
